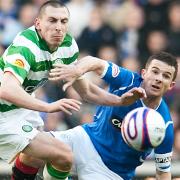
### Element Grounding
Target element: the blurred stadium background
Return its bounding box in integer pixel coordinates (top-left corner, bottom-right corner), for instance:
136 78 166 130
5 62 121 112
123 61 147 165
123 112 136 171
0 0 180 179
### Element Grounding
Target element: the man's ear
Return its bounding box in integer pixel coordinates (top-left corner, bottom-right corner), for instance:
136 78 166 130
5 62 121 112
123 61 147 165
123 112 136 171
168 81 176 91
141 69 146 79
34 18 40 30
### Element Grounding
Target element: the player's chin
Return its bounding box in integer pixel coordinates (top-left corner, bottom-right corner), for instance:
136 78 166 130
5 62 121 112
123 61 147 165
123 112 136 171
149 91 162 98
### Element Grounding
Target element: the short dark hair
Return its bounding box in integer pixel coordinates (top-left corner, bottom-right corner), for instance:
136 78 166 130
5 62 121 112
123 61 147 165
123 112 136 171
38 0 69 17
145 52 178 81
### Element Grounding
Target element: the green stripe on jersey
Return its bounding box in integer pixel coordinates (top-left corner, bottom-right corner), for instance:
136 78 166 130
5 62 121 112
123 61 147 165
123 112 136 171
5 63 27 79
61 34 73 47
61 52 79 64
0 57 5 70
0 104 19 112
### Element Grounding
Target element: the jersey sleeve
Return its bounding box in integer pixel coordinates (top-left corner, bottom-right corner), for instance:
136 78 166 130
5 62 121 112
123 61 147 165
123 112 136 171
154 121 174 172
101 61 136 89
2 45 33 84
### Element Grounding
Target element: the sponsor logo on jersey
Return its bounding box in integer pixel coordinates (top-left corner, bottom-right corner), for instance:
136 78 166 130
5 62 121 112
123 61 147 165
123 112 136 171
24 79 48 93
22 125 33 132
111 118 122 129
112 64 120 77
14 59 24 68
155 157 171 163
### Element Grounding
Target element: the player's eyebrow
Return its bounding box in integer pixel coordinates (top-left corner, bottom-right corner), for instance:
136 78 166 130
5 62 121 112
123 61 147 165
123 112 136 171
48 16 68 21
152 66 172 76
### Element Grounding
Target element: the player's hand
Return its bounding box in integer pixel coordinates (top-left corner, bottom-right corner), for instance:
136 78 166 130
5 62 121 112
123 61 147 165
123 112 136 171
120 87 147 106
47 98 81 115
49 64 81 91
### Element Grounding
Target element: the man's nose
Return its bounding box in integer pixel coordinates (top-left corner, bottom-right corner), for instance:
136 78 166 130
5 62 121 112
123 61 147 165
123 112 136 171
55 22 63 31
155 74 163 82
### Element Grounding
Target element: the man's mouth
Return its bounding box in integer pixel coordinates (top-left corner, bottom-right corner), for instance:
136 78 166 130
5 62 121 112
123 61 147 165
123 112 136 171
151 85 160 90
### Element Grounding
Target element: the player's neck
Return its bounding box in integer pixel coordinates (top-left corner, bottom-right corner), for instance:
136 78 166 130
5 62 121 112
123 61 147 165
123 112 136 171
141 97 162 110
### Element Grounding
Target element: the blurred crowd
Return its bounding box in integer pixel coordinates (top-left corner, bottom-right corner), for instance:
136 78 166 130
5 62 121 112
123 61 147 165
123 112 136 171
0 0 180 162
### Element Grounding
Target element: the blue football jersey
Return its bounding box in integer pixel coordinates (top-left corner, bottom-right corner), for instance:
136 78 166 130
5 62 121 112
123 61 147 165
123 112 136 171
82 62 174 180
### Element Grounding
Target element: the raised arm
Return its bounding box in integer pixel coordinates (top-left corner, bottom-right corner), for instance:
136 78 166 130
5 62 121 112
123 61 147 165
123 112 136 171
73 78 146 106
0 72 81 115
49 56 107 89
49 56 146 106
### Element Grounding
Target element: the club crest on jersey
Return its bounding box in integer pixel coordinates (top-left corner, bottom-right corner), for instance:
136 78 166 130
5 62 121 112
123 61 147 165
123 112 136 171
22 125 33 132
112 64 120 77
14 59 25 68
54 58 64 65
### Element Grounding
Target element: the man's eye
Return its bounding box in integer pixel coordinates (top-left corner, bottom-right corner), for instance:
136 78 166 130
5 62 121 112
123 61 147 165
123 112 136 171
163 74 171 79
62 20 68 24
152 70 158 74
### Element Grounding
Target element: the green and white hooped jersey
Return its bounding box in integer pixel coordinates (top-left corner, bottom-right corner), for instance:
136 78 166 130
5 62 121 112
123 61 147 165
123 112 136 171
0 26 79 112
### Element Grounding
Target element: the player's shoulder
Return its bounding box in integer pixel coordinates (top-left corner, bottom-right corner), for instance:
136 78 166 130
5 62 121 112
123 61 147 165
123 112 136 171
14 26 38 43
157 99 172 123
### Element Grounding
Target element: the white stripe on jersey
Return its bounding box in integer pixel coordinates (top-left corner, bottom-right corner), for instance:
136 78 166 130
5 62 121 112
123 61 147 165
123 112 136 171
28 70 49 80
100 61 110 78
165 121 173 129
55 38 79 59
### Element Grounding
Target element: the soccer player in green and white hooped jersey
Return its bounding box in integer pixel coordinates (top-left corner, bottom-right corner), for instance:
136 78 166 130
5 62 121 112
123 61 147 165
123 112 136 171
0 24 79 112
0 1 82 180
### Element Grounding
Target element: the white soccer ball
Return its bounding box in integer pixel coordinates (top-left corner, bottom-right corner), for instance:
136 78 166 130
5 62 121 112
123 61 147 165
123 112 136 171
121 107 166 151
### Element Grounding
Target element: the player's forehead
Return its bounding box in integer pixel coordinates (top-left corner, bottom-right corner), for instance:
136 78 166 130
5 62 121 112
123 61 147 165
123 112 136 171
41 6 69 20
148 59 175 74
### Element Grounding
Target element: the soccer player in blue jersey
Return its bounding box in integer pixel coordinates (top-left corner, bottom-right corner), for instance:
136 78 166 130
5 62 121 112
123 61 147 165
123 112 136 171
49 52 178 180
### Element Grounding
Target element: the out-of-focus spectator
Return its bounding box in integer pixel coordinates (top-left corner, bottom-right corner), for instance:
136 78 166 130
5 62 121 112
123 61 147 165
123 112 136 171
97 45 118 62
78 7 117 56
170 109 180 131
167 0 180 57
164 56 180 108
32 0 48 7
144 177 156 180
121 57 140 72
67 0 94 39
0 0 18 18
0 0 20 47
0 2 37 47
140 30 168 67
173 129 180 160
117 2 144 60
141 0 169 33
0 44 5 55
17 3 38 29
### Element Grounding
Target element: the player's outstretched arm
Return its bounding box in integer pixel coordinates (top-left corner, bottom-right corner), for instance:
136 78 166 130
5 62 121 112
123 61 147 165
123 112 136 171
0 72 81 114
49 56 106 91
156 170 171 180
69 78 146 106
